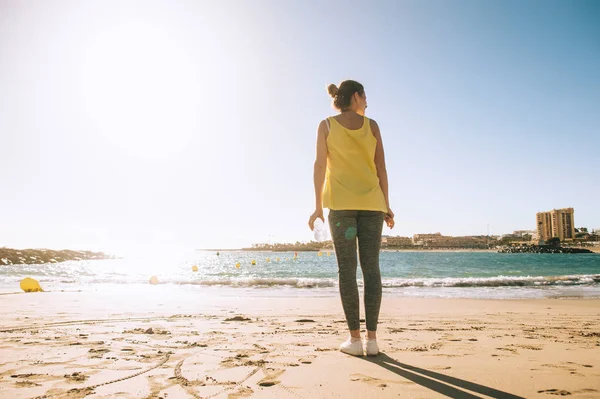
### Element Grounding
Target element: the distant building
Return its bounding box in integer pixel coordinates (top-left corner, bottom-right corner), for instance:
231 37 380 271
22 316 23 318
531 231 538 241
513 230 536 237
386 236 413 247
537 212 553 242
413 233 443 246
413 233 488 248
536 208 575 243
503 230 537 242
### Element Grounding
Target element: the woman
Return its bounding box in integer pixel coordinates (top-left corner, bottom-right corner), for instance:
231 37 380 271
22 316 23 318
308 80 394 357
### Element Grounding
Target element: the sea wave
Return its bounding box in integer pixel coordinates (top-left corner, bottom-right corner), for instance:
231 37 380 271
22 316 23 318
382 274 600 288
176 278 336 288
173 274 600 289
3 274 599 290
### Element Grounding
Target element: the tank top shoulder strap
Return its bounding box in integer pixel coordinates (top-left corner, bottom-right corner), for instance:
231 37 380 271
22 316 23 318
363 116 372 133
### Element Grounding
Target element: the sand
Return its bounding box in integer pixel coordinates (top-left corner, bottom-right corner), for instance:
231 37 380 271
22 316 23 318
0 290 599 399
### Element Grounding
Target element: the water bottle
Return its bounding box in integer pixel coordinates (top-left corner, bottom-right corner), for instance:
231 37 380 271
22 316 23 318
314 218 328 242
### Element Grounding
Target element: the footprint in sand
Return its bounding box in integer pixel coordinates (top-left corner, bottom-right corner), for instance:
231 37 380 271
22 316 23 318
541 363 585 375
496 347 518 354
251 343 269 354
565 361 593 368
89 348 109 353
298 355 316 364
229 387 254 397
258 380 279 387
15 380 41 387
513 344 543 351
64 372 88 382
538 389 572 395
258 369 284 387
123 327 170 335
10 373 37 378
88 348 110 358
225 316 251 322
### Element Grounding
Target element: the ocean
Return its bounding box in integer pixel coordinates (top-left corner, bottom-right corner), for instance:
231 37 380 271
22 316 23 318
1 251 599 299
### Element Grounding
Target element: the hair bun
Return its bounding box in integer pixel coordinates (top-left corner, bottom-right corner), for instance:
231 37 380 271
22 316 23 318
327 84 339 98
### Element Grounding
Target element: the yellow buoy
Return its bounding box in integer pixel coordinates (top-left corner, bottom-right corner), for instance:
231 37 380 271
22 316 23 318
317 252 322 257
235 262 241 268
266 257 270 263
276 257 280 262
192 265 198 272
149 276 159 285
327 252 331 256
285 258 289 261
20 277 42 292
251 260 256 265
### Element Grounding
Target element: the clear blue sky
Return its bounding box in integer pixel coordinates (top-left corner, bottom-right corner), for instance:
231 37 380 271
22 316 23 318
1 0 598 253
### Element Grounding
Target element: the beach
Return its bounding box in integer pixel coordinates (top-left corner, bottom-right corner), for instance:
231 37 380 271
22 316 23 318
1 290 599 398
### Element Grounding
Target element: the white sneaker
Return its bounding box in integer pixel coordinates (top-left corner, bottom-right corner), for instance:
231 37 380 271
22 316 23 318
339 338 364 356
366 339 379 356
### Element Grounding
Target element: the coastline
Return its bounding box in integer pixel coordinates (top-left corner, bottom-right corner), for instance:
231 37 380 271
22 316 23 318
381 248 496 253
201 247 599 254
199 248 499 253
1 291 599 398
0 248 112 265
579 246 600 254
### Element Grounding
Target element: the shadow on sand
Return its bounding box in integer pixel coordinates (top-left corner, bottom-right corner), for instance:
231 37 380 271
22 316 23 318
361 353 525 399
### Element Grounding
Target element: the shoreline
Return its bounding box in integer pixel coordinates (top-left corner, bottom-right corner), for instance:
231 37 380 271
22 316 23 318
382 248 496 252
199 247 600 253
2 284 600 300
0 247 112 265
197 248 499 253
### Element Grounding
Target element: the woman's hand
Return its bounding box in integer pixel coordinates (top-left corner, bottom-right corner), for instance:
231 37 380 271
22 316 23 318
385 208 395 229
308 208 324 231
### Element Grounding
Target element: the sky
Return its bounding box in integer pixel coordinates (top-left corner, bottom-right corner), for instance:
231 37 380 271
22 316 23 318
1 0 599 254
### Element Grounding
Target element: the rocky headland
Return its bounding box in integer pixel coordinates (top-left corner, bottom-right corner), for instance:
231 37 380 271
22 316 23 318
498 245 594 254
0 248 112 265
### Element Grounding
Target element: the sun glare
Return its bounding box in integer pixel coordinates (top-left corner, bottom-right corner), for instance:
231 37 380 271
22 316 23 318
77 18 202 161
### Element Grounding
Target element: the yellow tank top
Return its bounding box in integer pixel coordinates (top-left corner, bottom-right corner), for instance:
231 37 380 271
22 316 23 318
322 116 387 213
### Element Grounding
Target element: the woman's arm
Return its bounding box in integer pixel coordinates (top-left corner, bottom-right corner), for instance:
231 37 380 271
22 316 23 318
371 119 389 209
371 119 395 228
308 120 328 230
313 120 328 209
